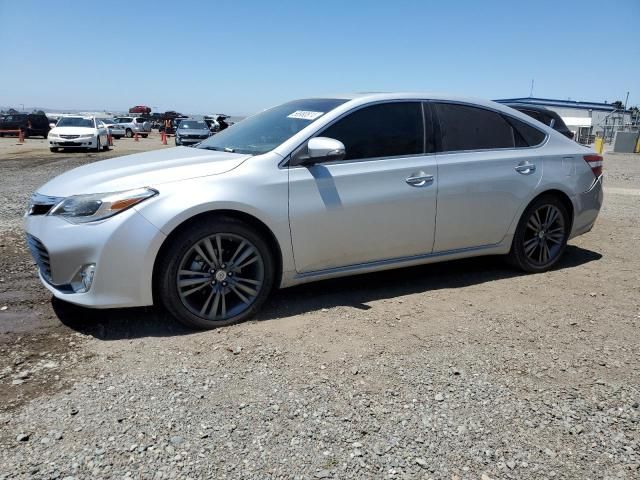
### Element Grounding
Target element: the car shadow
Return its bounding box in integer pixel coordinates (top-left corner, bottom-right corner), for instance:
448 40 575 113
55 245 602 341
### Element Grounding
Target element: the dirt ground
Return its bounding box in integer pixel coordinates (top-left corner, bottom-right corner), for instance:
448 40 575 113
0 136 638 479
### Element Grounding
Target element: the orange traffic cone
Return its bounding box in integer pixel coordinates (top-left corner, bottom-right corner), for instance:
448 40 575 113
161 131 167 145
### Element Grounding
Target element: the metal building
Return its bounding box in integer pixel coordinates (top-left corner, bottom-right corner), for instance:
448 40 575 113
496 97 635 144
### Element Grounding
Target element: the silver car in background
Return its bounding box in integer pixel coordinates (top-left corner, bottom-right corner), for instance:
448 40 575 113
25 93 603 329
175 119 212 146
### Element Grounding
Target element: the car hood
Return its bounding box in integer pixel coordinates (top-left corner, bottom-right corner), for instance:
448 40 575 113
50 126 96 136
178 129 210 135
37 147 251 197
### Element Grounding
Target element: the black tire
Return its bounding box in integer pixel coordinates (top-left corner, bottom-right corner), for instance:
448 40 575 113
157 217 275 329
142 134 148 138
49 147 59 152
114 135 122 140
95 136 101 152
509 194 570 273
125 129 133 138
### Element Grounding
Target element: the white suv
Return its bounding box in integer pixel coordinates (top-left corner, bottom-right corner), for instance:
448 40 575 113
109 116 151 139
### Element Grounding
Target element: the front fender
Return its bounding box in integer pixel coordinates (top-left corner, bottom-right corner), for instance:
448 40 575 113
133 164 295 283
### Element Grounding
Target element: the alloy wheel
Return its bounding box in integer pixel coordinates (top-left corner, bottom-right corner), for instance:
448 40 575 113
176 233 265 322
522 204 566 266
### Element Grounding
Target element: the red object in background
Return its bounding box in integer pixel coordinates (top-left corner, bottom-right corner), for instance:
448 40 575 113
128 105 152 114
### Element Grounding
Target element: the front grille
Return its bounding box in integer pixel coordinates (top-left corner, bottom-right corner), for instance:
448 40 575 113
26 234 52 281
28 193 62 216
60 134 80 139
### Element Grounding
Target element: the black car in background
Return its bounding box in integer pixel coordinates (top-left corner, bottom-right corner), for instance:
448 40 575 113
0 113 50 138
502 103 574 140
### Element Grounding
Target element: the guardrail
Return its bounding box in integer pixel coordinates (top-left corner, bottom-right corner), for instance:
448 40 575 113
0 129 25 143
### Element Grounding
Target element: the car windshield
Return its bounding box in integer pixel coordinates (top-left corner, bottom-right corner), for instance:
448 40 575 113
115 117 132 123
57 117 94 128
179 121 207 129
197 98 347 155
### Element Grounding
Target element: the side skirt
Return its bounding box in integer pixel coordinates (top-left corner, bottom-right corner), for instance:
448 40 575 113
280 238 513 288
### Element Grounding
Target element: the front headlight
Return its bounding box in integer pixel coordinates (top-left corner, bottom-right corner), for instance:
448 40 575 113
49 187 158 224
48 133 59 138
79 134 96 139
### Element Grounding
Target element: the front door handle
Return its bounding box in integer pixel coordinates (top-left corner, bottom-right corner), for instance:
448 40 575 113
406 172 434 187
515 162 536 175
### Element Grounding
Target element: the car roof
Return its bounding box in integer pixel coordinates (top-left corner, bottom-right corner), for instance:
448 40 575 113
317 92 522 112
500 102 556 114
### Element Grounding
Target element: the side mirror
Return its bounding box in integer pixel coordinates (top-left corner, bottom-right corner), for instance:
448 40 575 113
300 137 345 166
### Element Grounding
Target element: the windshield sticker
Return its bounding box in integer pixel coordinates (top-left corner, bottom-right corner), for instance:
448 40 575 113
287 110 324 120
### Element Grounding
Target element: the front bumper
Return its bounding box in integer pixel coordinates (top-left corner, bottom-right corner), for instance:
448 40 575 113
570 175 604 239
49 137 97 148
24 207 166 308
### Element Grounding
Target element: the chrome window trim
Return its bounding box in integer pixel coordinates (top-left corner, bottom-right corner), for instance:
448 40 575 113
429 100 549 154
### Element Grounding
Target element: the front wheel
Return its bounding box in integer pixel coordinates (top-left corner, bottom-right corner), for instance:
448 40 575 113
157 218 275 329
95 136 101 152
125 129 133 138
509 195 570 273
49 147 59 152
141 134 148 138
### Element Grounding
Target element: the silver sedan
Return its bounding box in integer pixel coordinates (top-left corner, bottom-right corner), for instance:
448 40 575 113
25 93 603 329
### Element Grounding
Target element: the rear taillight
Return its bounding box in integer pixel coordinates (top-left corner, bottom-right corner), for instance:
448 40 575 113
583 154 603 178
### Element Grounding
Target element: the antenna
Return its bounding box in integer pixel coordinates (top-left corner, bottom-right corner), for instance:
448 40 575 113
529 79 534 97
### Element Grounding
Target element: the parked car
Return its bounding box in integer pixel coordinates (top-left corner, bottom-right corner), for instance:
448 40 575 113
0 113 50 138
25 93 603 329
47 116 109 152
110 116 151 138
500 103 574 140
129 105 152 115
175 120 212 146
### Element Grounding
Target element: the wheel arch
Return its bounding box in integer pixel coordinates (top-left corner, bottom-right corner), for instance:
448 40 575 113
151 209 284 304
528 189 575 231
507 188 575 248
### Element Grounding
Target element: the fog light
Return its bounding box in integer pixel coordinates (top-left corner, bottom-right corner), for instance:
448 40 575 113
70 263 96 293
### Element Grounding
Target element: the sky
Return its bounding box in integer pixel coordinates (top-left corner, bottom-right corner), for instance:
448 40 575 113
1 0 639 115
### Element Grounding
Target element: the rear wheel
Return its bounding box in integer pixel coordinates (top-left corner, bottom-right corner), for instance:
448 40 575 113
509 195 570 273
142 134 148 138
125 129 133 138
157 218 275 329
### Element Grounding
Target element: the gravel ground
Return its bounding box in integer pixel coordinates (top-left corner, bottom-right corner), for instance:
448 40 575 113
0 140 638 479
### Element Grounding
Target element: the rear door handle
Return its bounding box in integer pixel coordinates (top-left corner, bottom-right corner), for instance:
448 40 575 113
406 172 434 187
515 162 536 174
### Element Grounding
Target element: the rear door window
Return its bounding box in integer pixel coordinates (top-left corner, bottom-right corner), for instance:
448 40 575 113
136 117 146 123
320 102 424 161
504 116 547 147
434 103 515 152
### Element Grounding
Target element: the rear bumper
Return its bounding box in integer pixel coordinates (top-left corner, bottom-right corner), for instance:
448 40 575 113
570 175 603 239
